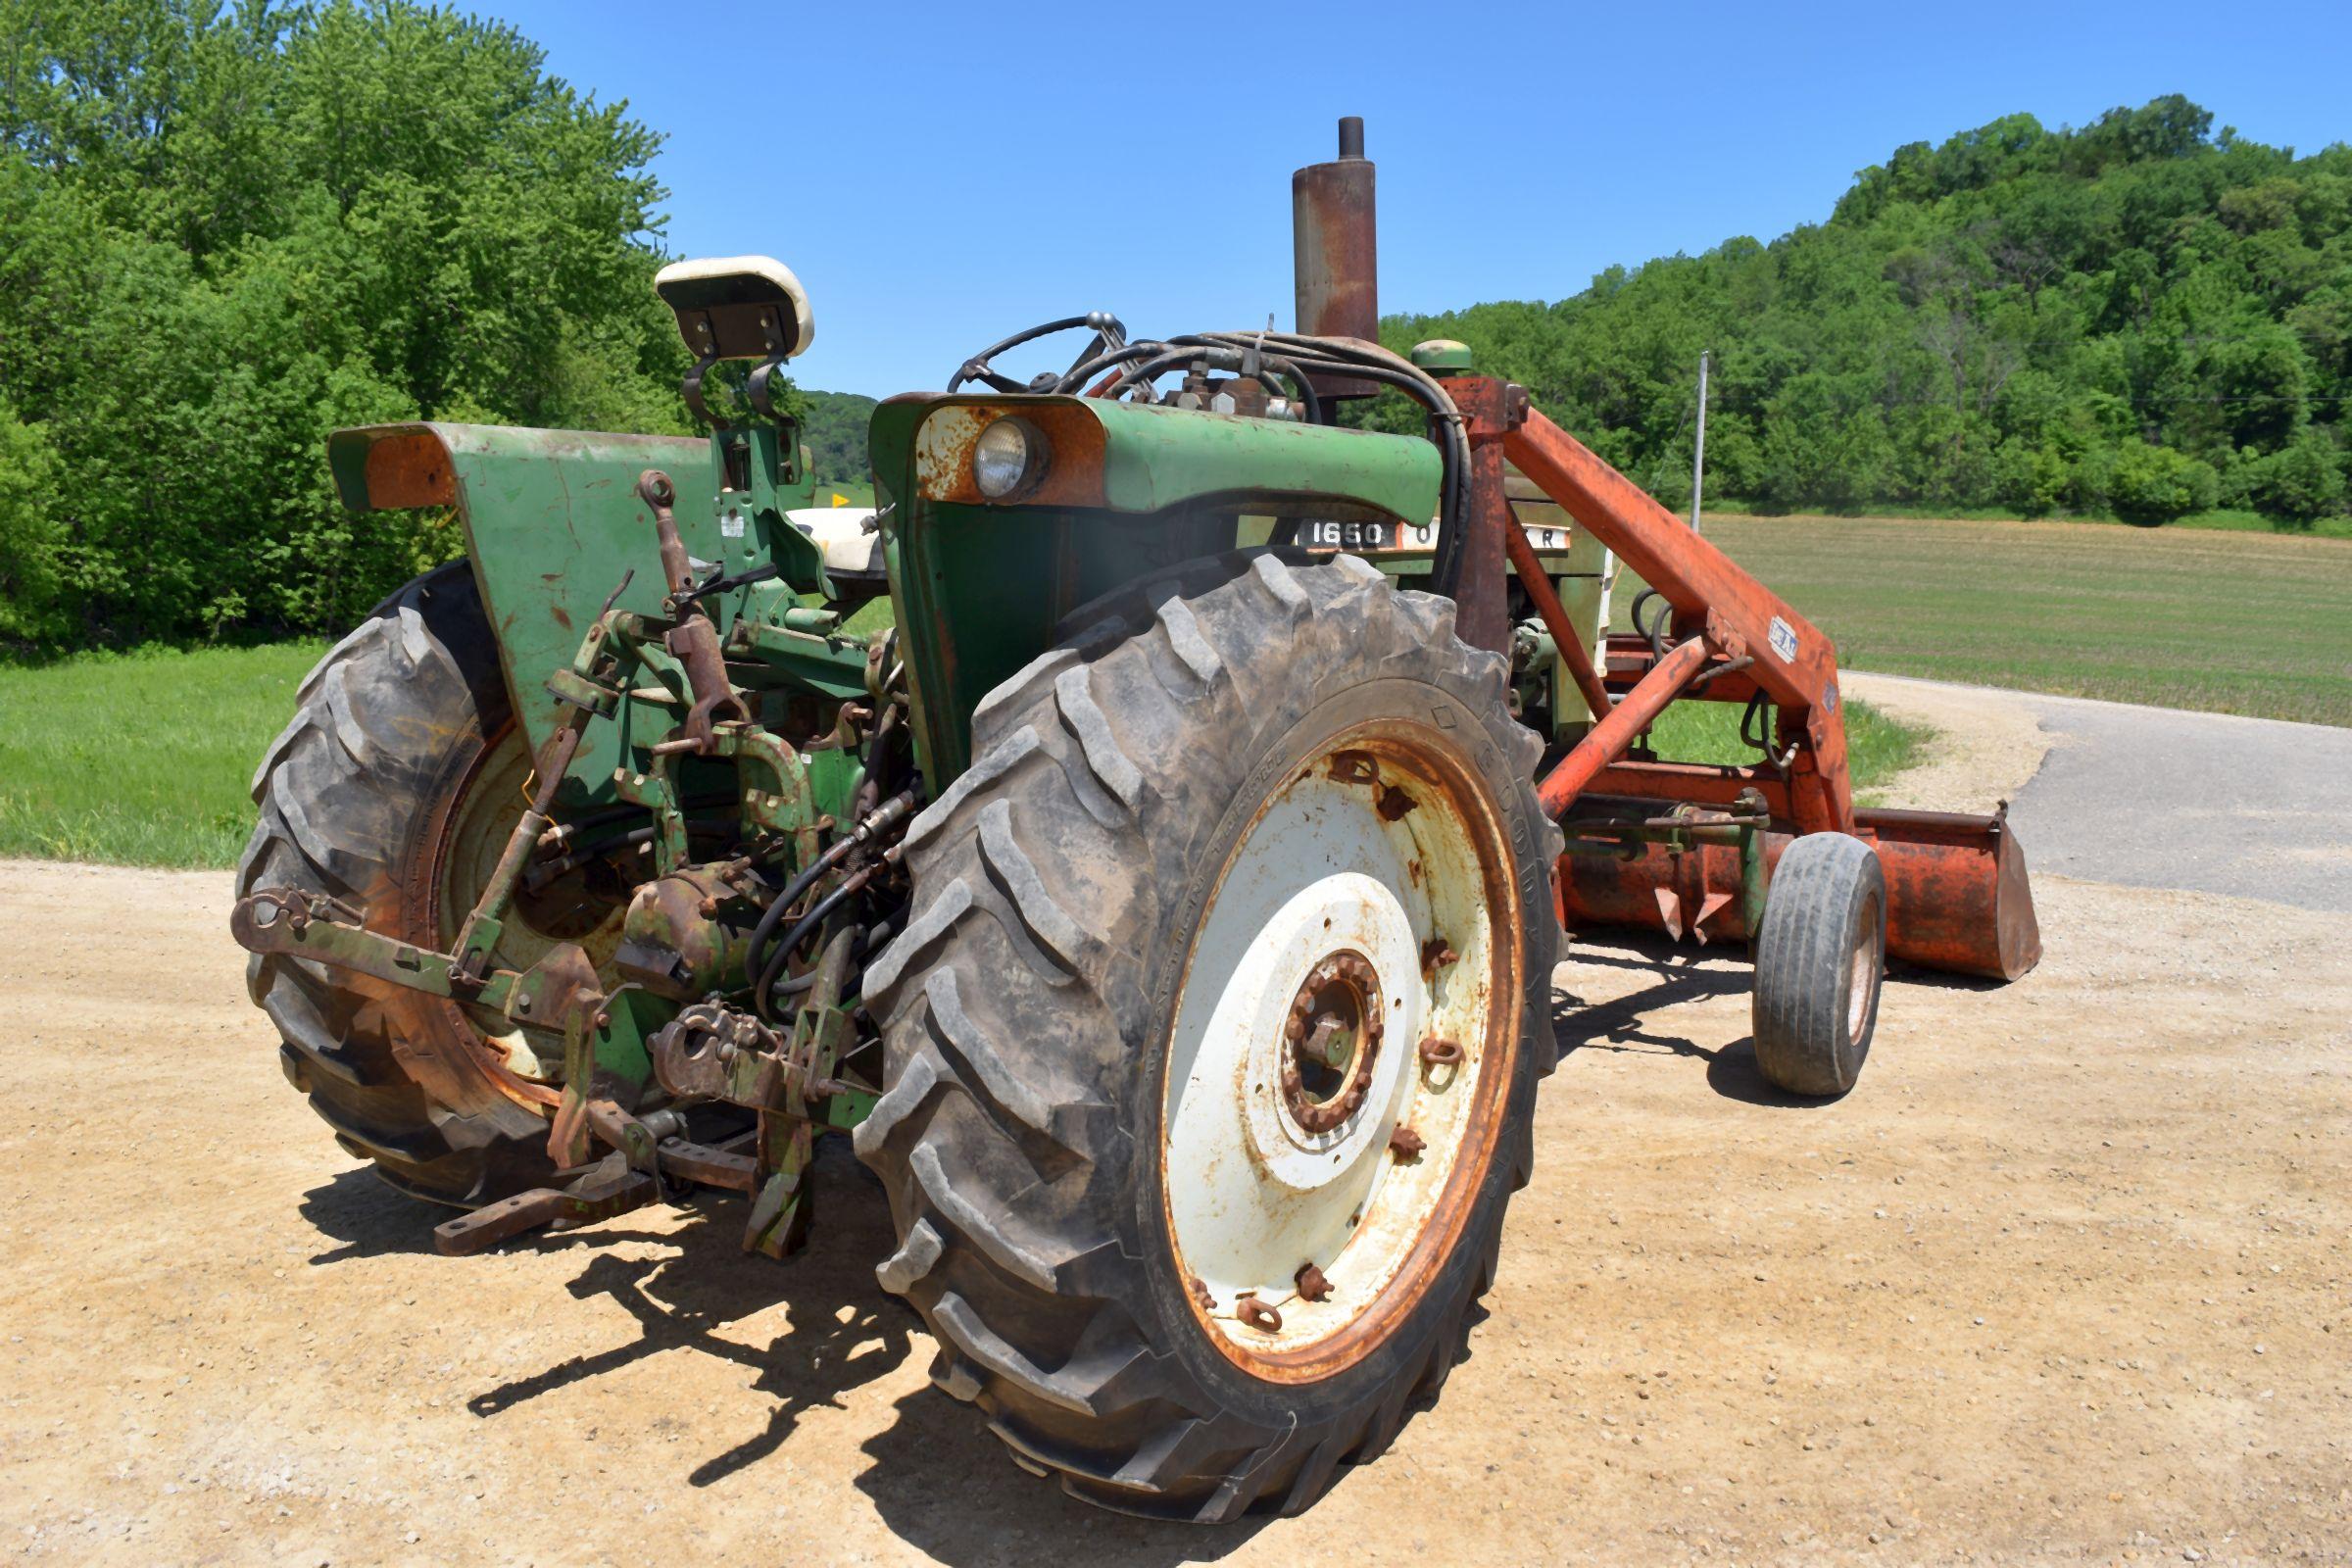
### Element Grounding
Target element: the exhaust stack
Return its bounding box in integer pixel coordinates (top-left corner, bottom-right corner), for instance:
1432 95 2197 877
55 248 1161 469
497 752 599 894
1293 116 1380 403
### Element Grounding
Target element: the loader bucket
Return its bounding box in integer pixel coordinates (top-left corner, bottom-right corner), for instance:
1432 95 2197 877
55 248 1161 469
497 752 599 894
1555 807 2041 981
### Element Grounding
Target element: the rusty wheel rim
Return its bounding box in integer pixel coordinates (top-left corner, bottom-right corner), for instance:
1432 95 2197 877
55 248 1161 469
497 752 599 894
1160 721 1522 1381
430 722 630 1085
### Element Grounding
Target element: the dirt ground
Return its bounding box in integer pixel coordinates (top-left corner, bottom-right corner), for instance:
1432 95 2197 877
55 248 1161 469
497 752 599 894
3 690 2348 1565
1841 671 2052 814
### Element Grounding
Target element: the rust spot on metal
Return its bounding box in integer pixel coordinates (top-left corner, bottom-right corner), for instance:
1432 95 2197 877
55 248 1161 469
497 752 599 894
911 401 1109 508
1295 1263 1332 1302
1159 717 1529 1389
362 431 455 508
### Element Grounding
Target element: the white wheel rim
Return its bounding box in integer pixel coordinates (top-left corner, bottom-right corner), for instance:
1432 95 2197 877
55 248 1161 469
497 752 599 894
1161 728 1517 1370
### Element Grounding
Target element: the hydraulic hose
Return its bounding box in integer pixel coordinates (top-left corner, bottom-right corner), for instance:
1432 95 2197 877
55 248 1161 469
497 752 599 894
756 864 876 1019
742 788 918 1004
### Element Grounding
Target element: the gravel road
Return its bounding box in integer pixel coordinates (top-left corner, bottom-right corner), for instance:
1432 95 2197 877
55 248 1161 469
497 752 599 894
2 681 2346 1566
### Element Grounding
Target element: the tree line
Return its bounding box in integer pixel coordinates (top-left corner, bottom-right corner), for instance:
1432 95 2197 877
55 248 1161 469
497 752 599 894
0 0 704 651
1361 96 2352 531
2 18 2340 659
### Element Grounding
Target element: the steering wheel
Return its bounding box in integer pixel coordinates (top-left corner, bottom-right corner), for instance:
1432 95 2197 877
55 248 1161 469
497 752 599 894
948 313 1128 395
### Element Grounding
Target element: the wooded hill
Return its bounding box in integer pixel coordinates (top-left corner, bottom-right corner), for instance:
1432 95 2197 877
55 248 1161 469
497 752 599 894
1362 96 2352 530
2 13 2339 660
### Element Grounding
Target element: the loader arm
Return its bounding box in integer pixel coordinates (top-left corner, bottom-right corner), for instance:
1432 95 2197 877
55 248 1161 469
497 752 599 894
1503 407 1854 837
1427 379 2037 981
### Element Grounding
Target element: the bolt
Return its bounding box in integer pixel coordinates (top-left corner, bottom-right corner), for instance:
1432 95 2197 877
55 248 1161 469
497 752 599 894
1421 936 1458 974
1191 1276 1215 1310
1390 1125 1426 1159
1295 1263 1332 1302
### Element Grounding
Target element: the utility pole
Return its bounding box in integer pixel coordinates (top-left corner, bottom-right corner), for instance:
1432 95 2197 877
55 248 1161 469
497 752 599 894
1690 349 1710 534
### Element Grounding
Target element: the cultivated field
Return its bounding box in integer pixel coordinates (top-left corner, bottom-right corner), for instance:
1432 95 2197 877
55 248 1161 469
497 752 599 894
1623 514 2352 728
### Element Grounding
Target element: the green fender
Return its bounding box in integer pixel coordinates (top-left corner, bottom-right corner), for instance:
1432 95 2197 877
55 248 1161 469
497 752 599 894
327 421 870 802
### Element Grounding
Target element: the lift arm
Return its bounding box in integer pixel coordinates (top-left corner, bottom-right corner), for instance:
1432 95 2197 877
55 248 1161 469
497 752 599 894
1498 404 1855 836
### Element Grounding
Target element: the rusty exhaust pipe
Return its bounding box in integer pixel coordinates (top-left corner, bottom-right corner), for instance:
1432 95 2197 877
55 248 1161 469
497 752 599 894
1293 116 1379 407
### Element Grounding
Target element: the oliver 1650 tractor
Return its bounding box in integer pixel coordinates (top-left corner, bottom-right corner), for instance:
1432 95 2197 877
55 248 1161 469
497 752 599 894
232 122 2039 1520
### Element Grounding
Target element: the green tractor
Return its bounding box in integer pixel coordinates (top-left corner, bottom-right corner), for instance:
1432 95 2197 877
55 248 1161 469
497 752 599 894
234 121 2035 1520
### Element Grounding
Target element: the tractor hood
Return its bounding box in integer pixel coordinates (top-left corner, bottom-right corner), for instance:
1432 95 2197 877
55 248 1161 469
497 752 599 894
868 393 1441 522
866 394 1444 788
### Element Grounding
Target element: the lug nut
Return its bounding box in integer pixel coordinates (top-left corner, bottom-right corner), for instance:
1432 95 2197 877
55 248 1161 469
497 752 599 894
1389 1124 1426 1159
1295 1263 1332 1302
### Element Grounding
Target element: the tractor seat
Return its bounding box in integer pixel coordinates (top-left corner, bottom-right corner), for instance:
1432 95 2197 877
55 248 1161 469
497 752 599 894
785 506 884 581
656 255 814 362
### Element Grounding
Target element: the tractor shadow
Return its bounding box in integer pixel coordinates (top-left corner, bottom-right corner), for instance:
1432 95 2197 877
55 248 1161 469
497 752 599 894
298 1140 1266 1563
1550 932 1828 1107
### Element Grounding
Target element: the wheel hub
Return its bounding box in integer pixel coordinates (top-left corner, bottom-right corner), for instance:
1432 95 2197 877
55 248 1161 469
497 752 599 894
1280 951 1383 1135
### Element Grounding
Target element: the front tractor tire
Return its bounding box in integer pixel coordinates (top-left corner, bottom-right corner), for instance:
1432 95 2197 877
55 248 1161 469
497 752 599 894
239 564 568 1206
856 551 1562 1521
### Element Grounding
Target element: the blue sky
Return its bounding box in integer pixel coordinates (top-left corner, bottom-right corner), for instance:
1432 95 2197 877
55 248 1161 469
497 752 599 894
471 0 2352 399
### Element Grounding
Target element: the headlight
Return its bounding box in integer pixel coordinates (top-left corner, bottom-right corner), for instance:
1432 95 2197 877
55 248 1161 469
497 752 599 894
972 416 1049 500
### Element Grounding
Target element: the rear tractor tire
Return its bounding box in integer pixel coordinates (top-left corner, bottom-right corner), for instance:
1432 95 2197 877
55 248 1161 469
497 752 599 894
238 564 614 1206
856 551 1563 1521
1750 831 1886 1099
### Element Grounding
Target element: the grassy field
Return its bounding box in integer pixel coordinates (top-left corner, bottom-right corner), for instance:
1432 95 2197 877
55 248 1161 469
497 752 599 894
1617 514 2352 728
10 508 2339 871
0 630 1921 870
1703 501 2352 541
0 641 328 868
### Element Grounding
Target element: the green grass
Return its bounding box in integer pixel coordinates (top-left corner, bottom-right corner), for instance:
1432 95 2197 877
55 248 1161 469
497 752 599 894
0 640 328 867
1615 514 2352 728
1636 696 1922 808
1701 500 2352 540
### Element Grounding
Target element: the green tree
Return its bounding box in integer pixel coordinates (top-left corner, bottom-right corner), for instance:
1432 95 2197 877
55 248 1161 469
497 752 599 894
1377 95 2352 533
0 0 699 650
0 399 63 641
